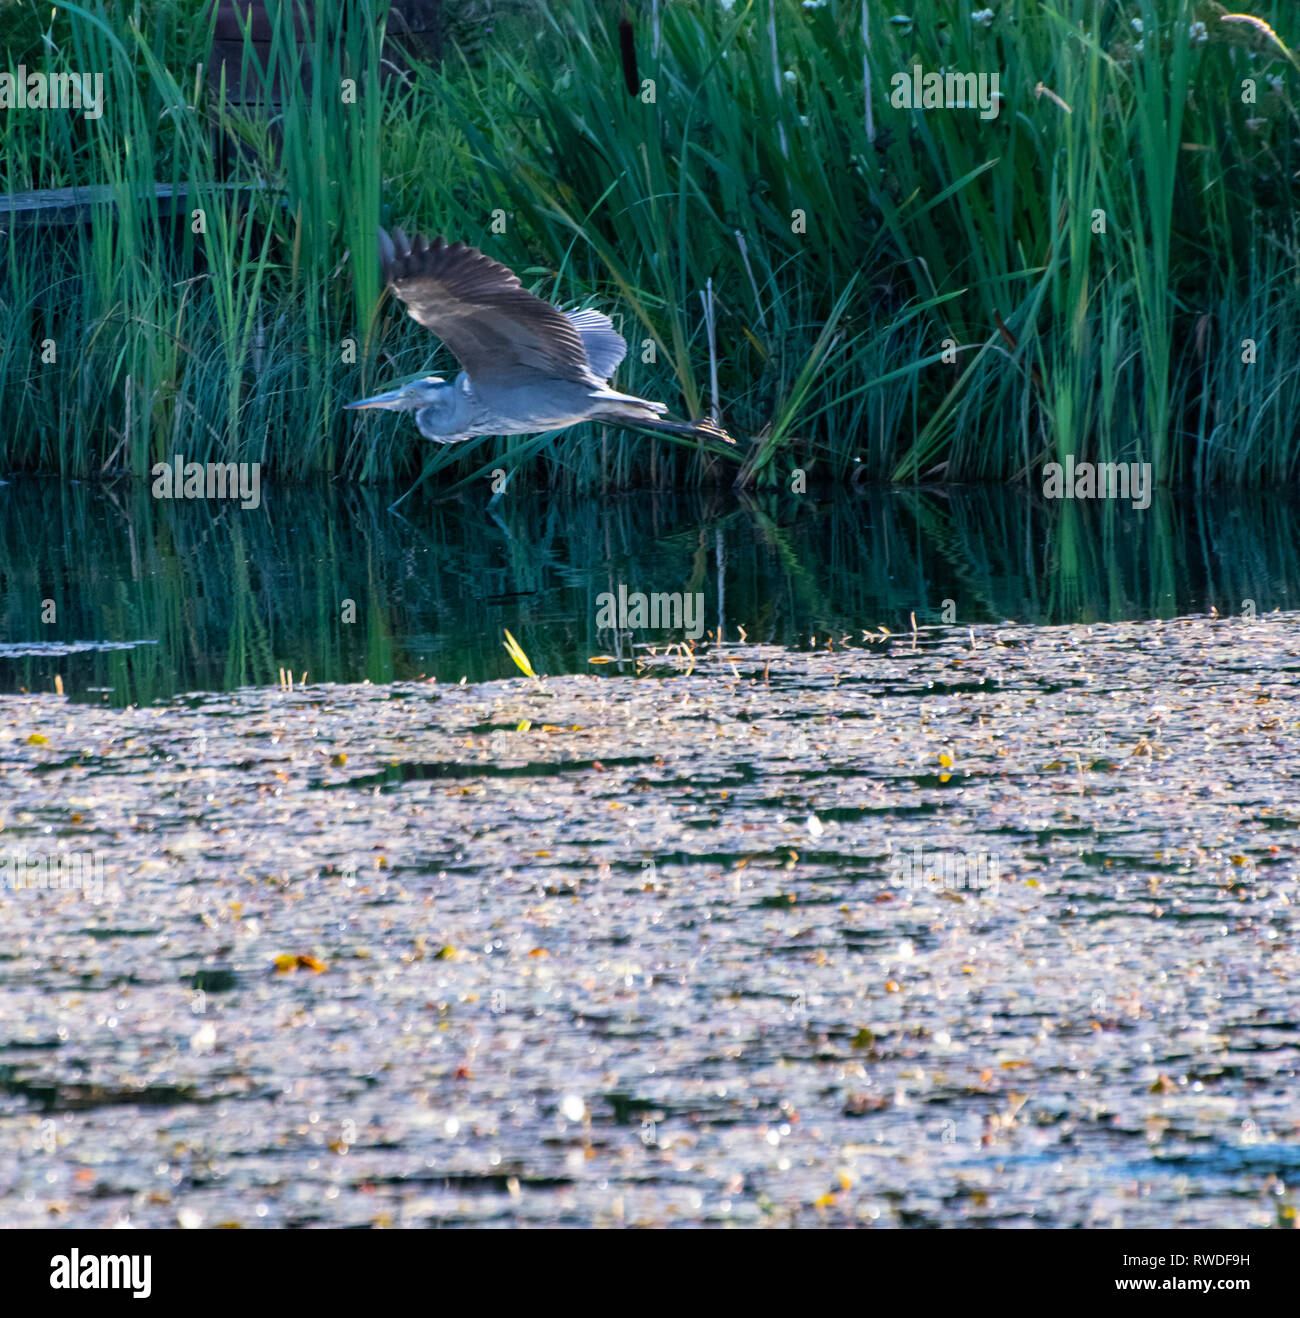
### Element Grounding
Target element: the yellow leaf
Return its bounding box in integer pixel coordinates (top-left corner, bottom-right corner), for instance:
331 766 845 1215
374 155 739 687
939 753 953 769
275 953 326 973
502 629 537 679
26 733 48 745
516 719 532 732
741 325 768 358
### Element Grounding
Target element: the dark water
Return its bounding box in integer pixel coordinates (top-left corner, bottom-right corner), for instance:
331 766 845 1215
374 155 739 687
1 478 1298 704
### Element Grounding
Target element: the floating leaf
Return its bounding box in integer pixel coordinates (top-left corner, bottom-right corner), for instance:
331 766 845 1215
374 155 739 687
274 954 326 974
502 629 537 679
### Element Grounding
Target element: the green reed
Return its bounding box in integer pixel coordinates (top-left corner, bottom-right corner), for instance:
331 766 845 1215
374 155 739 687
2 1 1299 489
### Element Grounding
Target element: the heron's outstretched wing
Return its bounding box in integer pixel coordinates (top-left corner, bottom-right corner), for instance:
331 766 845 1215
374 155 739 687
564 309 628 381
379 229 596 386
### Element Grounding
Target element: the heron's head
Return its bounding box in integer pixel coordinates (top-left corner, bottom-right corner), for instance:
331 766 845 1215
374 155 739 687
345 375 449 412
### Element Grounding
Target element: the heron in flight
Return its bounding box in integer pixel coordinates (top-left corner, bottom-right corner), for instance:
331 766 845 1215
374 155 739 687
346 229 732 447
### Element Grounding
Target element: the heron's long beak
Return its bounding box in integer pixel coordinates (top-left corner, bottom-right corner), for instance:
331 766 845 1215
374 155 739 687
344 386 409 411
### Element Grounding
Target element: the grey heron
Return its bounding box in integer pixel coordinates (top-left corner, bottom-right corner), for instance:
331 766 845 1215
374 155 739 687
346 229 733 447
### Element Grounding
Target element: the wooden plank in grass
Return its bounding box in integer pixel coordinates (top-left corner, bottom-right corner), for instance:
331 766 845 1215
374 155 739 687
0 182 267 229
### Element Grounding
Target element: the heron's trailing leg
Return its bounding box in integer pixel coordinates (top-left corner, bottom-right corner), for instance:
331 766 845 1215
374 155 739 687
594 414 735 445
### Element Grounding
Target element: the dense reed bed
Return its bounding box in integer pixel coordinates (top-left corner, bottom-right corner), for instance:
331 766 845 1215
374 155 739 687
2 0 1298 489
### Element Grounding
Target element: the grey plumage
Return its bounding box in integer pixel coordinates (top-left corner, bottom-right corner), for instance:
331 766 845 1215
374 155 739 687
346 229 732 447
564 308 628 380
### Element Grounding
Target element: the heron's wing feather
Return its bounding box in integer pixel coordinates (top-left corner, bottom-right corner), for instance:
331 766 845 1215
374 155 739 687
564 309 628 380
380 230 595 386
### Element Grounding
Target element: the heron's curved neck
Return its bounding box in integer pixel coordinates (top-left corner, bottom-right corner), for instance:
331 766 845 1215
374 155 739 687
415 382 472 439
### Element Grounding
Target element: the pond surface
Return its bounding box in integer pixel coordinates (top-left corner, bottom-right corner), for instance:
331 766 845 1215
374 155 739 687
1 482 1298 1227
2 615 1298 1227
